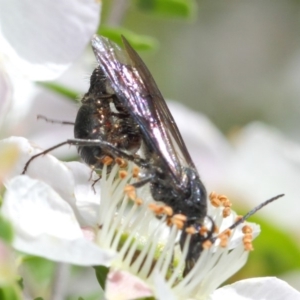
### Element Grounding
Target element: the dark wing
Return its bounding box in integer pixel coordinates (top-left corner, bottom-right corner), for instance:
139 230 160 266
91 35 196 186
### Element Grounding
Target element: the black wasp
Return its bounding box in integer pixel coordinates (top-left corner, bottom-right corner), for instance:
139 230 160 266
23 36 284 276
91 35 210 274
22 35 211 275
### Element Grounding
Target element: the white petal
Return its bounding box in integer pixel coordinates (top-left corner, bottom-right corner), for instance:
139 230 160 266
65 161 100 227
153 272 177 300
15 234 115 266
1 137 79 209
3 175 83 239
210 277 300 300
2 175 114 266
0 0 100 80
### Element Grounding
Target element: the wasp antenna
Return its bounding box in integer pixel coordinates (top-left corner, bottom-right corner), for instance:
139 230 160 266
229 193 285 231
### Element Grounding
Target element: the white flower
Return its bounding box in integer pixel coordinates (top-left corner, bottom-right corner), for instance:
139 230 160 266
0 0 101 133
1 136 298 299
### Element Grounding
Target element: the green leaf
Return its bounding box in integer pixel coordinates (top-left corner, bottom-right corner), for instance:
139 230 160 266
0 286 21 300
94 265 109 289
34 298 44 300
135 0 197 19
98 27 159 51
0 214 14 243
38 82 79 103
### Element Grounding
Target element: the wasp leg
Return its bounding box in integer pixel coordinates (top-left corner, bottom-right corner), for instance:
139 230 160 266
37 115 75 125
22 138 152 176
131 174 155 188
22 141 70 174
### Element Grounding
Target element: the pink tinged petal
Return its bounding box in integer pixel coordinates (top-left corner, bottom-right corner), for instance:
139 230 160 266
81 227 96 242
210 277 300 300
105 270 153 300
2 176 115 266
0 0 101 80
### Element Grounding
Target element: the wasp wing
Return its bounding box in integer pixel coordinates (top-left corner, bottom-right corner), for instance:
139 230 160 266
92 35 196 186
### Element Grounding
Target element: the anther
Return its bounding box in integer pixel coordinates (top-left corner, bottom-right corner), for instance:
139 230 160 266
218 195 228 203
242 225 253 234
124 185 136 200
222 207 231 218
115 157 128 168
209 191 217 199
186 226 197 234
132 167 140 178
199 226 208 236
119 170 128 179
211 197 221 207
134 198 143 206
101 156 113 165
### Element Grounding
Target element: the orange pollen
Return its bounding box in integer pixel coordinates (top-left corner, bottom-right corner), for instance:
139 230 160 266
148 203 164 215
199 226 208 236
115 157 128 168
124 185 136 200
172 218 184 230
101 156 113 165
134 198 143 206
119 170 128 179
172 214 187 222
222 228 232 237
214 225 219 234
218 195 228 203
132 167 140 178
166 217 173 227
209 191 218 200
219 235 228 248
163 206 173 216
222 207 231 218
242 225 253 234
244 242 254 251
185 226 197 235
223 200 232 207
211 197 221 207
243 233 253 243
